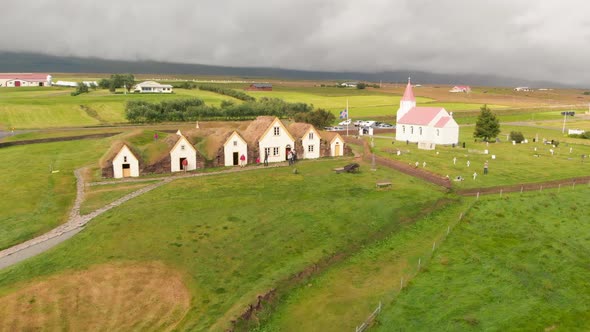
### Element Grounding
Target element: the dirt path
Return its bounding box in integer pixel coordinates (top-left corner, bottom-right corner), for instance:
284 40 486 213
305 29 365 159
0 163 288 270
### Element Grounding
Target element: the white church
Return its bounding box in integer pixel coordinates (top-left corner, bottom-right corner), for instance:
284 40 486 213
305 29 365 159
395 80 459 145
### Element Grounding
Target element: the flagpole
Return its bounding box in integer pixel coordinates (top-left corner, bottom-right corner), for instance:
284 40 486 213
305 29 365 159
346 98 349 137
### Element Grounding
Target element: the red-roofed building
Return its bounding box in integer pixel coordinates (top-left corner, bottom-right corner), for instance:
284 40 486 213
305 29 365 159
0 73 52 87
396 79 459 145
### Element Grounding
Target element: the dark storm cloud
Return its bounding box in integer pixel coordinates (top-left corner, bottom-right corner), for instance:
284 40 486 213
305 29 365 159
1 0 589 85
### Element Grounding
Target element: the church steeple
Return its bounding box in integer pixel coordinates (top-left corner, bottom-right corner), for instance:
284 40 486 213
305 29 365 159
397 77 416 122
401 77 415 101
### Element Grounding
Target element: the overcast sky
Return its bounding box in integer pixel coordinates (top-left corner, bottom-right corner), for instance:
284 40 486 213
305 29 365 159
1 1 589 85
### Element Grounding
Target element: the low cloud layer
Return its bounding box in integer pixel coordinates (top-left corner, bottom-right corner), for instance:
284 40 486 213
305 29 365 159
1 0 589 85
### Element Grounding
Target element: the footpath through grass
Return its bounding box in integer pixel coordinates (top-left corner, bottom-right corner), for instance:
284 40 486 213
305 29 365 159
0 159 445 331
0 138 112 250
376 187 590 331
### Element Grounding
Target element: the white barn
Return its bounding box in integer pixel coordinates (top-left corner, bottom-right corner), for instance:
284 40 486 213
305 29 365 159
244 116 295 164
396 80 459 145
112 145 140 178
289 123 321 159
223 131 248 166
133 81 173 93
0 73 52 87
170 134 197 172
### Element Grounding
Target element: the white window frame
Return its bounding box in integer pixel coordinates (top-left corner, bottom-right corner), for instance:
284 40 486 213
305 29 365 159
308 145 314 152
273 126 280 136
273 147 279 156
308 132 314 140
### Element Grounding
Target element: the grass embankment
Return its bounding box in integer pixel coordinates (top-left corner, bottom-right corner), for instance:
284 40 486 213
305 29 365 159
373 125 590 189
376 187 590 331
0 139 112 250
258 199 472 331
0 159 446 331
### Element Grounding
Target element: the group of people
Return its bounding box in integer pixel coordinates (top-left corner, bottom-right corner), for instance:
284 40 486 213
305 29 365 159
288 150 298 165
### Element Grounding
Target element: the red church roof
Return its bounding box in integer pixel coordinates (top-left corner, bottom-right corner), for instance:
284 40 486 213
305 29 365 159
401 81 415 101
397 107 443 125
0 73 49 81
434 116 451 128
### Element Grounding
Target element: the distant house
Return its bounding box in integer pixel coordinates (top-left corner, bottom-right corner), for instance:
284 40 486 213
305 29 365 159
0 73 52 87
340 82 358 87
243 116 295 164
245 83 272 91
53 80 98 87
397 80 459 145
169 133 197 172
133 81 173 93
223 131 248 166
449 85 471 93
289 123 321 159
112 144 140 179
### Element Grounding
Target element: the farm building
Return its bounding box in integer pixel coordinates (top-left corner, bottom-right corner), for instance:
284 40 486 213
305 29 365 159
396 80 459 145
110 144 140 179
169 133 198 172
514 86 531 92
223 131 248 166
244 83 272 91
0 73 52 87
244 116 295 164
449 85 471 93
288 123 321 159
340 82 358 87
133 81 173 93
321 131 346 157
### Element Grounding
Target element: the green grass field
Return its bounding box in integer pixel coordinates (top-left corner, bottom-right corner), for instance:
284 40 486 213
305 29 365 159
373 125 590 189
0 159 446 331
0 87 238 129
0 139 112 250
257 198 472 331
376 187 590 331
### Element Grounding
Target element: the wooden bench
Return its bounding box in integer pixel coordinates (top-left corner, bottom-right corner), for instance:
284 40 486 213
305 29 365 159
376 181 392 189
333 163 360 174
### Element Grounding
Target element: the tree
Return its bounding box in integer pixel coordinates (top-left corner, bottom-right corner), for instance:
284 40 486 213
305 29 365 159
71 82 89 96
100 74 135 93
473 104 500 141
509 131 524 143
294 108 335 128
356 82 367 89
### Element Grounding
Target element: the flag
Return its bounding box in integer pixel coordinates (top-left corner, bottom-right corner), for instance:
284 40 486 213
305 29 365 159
339 109 348 119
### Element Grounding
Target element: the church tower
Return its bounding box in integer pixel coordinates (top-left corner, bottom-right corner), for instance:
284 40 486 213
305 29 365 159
396 78 416 122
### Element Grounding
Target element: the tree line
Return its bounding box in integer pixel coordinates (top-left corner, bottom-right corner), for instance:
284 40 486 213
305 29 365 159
172 82 255 101
125 97 335 128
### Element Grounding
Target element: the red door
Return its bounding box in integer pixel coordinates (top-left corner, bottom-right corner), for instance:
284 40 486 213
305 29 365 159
14 81 21 87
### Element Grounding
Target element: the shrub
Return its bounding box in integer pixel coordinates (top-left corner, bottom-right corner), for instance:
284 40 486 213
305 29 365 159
509 131 525 143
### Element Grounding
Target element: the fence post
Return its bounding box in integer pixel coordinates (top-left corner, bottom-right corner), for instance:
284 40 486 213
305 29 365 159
447 225 450 235
476 192 480 200
521 186 523 194
400 277 404 290
540 185 543 192
432 242 436 252
500 189 503 197
558 184 561 193
418 258 421 271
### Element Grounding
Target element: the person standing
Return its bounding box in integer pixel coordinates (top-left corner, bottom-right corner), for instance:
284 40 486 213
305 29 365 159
288 151 293 165
484 161 489 175
264 151 269 166
239 154 246 168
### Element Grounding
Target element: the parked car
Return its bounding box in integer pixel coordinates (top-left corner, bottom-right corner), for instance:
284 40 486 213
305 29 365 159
332 126 345 131
376 123 394 128
324 126 334 131
338 119 352 126
353 120 366 127
363 121 376 128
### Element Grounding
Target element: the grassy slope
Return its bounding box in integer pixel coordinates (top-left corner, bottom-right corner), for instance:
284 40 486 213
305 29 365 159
258 198 472 332
80 182 158 215
373 125 590 189
0 159 445 331
0 139 112 250
376 187 590 331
